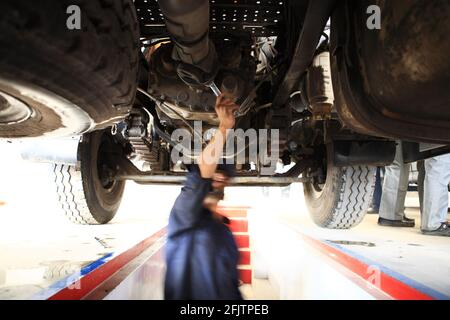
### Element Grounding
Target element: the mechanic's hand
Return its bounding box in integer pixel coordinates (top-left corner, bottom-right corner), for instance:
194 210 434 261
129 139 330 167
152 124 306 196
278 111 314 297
215 94 239 130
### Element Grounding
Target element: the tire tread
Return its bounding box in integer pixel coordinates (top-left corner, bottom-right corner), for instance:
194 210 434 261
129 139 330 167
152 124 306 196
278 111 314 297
305 165 375 229
53 164 99 225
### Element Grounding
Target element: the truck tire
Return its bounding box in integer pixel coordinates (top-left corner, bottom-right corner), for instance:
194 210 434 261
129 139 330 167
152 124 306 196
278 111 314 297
303 161 375 229
52 130 125 224
0 0 139 138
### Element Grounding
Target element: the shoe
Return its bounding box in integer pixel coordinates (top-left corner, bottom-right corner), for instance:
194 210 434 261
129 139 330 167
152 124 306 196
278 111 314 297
378 217 415 227
367 207 379 214
422 223 450 237
403 216 414 223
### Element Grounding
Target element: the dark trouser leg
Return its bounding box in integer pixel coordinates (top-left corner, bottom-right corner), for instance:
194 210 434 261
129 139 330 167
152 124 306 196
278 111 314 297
372 167 383 211
417 160 425 214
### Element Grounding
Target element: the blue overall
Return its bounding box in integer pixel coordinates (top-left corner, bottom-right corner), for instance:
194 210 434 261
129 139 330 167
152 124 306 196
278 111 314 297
164 166 242 300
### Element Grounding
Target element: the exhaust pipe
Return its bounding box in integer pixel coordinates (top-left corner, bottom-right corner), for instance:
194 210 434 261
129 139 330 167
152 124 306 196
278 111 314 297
157 0 217 84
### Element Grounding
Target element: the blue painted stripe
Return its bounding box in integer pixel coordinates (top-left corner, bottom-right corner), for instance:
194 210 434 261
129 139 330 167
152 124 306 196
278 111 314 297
30 252 114 300
323 240 450 300
79 252 114 276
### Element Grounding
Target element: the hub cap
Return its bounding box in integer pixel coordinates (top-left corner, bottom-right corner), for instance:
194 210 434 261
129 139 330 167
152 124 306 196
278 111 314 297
0 91 32 125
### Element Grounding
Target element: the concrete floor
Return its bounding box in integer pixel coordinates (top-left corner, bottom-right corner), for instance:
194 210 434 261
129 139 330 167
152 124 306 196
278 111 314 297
240 185 450 299
0 141 449 299
0 142 174 299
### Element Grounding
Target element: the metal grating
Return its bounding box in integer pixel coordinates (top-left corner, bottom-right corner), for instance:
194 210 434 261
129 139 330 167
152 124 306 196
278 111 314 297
134 0 285 38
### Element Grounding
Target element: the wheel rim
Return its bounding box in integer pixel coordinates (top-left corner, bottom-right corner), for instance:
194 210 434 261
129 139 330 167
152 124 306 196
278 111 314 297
308 155 327 198
312 178 325 193
0 77 94 138
78 129 125 224
96 133 119 193
0 91 32 124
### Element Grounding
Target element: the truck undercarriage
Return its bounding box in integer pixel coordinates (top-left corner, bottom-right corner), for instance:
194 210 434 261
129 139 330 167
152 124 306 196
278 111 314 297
0 0 449 228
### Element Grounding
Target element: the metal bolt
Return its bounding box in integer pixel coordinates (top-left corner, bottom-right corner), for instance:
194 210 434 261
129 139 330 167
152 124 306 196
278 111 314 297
288 140 298 152
177 91 188 102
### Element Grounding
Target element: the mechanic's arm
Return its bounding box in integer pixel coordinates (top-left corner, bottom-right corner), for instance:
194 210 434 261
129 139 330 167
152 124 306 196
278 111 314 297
198 95 238 178
168 96 238 235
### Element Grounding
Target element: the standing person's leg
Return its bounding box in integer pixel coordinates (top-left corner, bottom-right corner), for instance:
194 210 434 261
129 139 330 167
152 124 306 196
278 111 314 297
378 142 414 227
417 160 425 214
421 154 450 236
379 143 402 221
395 147 411 219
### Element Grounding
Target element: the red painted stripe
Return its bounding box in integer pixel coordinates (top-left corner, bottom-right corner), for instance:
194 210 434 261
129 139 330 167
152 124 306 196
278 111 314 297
300 234 434 300
83 246 166 300
48 227 167 300
234 234 250 249
228 219 248 233
238 250 251 265
238 268 252 284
